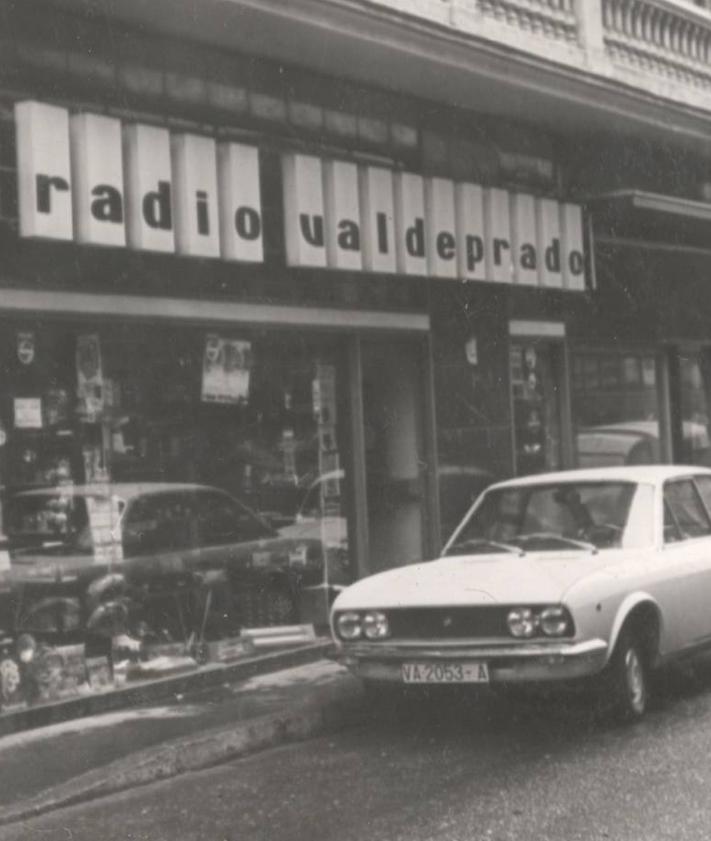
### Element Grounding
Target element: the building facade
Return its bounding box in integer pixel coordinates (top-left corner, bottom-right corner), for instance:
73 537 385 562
0 0 710 607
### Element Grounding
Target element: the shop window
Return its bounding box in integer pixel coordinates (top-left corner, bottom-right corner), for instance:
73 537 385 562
573 350 661 468
0 319 355 589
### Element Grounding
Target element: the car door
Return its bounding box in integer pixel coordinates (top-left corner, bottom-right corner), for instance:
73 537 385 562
662 477 711 651
121 492 194 583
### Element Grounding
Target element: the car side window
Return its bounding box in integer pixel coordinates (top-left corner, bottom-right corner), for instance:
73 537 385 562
663 480 711 541
123 493 197 556
692 475 711 519
195 491 274 546
663 501 681 544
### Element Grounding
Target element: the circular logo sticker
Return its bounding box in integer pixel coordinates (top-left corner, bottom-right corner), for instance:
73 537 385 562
17 333 35 366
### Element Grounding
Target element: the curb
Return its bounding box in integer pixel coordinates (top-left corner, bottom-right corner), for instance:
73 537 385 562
0 639 334 738
0 674 365 827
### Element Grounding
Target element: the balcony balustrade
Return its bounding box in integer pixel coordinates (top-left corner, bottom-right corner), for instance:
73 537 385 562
366 0 711 107
603 0 711 90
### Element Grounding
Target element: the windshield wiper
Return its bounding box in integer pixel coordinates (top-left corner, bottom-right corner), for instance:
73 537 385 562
515 532 597 553
446 538 525 557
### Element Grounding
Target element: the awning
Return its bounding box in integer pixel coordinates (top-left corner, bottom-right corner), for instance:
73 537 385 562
587 189 711 253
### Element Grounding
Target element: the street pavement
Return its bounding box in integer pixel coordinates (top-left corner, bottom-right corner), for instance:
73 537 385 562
5 663 711 840
0 658 359 816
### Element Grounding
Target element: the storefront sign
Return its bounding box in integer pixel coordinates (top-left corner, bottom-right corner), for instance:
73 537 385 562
14 100 586 289
15 101 264 262
282 152 587 290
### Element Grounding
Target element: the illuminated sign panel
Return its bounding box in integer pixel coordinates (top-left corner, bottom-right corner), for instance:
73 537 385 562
16 101 73 241
172 133 221 258
218 143 263 263
71 113 126 247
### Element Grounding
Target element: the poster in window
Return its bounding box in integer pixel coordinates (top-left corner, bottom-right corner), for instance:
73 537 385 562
76 334 104 420
201 334 252 404
14 397 43 429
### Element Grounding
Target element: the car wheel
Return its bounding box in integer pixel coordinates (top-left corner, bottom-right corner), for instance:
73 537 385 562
605 630 649 720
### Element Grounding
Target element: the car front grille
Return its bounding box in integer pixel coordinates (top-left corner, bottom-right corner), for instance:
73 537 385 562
386 607 509 640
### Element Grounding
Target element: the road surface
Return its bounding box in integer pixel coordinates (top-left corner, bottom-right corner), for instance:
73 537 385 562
5 665 711 840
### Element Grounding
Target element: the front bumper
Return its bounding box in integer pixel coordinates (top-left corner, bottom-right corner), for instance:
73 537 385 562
334 638 609 684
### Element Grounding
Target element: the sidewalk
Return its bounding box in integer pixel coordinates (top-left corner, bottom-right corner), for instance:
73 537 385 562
0 655 364 827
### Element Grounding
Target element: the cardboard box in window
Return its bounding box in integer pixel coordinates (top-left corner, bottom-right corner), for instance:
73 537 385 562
142 642 190 661
199 637 253 664
86 656 113 692
35 645 86 702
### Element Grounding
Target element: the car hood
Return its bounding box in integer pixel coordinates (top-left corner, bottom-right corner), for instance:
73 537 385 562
333 550 621 610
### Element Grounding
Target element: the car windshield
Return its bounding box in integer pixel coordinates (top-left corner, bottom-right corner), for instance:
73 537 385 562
4 493 95 553
445 480 654 555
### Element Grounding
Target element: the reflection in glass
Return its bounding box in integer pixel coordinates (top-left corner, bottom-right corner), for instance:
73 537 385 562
678 352 711 466
573 351 660 468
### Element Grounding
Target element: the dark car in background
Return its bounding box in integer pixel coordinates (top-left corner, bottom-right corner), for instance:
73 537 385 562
1 482 324 646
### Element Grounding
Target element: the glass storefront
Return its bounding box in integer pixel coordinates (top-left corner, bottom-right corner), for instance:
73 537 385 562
572 349 661 468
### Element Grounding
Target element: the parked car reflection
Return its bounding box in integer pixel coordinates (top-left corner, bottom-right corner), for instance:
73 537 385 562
576 420 711 467
1 482 324 646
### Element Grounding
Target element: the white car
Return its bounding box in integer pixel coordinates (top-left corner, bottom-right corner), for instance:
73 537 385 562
331 465 711 719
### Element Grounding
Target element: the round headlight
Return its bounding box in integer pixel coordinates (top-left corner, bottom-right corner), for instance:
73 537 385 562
336 612 362 640
507 607 536 638
540 606 570 637
17 634 36 664
362 611 389 640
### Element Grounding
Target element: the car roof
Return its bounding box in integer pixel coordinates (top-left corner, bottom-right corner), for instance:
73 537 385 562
11 482 226 501
487 465 711 490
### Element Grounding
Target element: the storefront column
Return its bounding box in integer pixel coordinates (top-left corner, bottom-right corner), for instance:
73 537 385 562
422 332 441 556
347 335 370 581
658 347 676 464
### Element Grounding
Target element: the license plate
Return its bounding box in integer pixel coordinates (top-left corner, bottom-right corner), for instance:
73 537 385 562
401 662 489 684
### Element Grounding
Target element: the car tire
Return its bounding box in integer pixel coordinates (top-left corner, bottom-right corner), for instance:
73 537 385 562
604 629 649 720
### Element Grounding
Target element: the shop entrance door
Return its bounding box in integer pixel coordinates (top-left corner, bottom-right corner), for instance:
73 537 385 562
361 340 426 574
509 338 566 476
